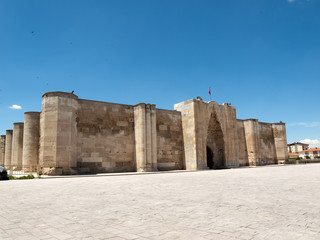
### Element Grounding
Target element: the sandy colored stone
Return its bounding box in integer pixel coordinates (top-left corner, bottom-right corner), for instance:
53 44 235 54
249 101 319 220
22 112 40 167
4 130 13 167
11 123 24 169
1 91 288 175
0 135 5 165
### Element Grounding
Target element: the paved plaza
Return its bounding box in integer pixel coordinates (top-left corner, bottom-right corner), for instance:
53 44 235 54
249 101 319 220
1 164 320 240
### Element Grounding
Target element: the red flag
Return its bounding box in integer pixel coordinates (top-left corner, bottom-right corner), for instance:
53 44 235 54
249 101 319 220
209 88 211 96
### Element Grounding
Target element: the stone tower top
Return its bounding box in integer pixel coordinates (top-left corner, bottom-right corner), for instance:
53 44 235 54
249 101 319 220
42 91 78 100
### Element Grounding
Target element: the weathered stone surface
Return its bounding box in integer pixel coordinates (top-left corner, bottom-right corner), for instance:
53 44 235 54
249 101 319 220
0 135 5 165
236 120 248 166
77 99 136 173
4 130 13 167
39 92 78 174
134 103 157 172
41 167 63 175
156 109 184 171
243 119 260 166
174 99 239 170
259 122 277 165
11 122 24 169
272 123 288 164
174 99 198 170
22 112 40 167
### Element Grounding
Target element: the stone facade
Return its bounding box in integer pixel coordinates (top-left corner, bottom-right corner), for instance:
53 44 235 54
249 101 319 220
1 92 288 175
4 130 13 167
156 109 184 171
77 99 136 174
0 135 5 165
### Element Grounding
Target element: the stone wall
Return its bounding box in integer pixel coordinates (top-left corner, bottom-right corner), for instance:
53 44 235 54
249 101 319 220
239 120 286 166
173 99 198 170
219 103 239 167
236 120 248 166
156 109 184 170
243 119 260 166
76 99 136 173
272 123 288 164
258 122 277 165
134 103 157 172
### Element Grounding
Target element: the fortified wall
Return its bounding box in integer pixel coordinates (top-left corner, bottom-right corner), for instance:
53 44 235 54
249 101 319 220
0 92 288 175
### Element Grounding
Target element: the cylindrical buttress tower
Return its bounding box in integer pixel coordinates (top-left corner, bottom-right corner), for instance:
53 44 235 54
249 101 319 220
22 112 40 168
11 123 24 169
39 92 78 175
4 130 13 167
0 135 6 165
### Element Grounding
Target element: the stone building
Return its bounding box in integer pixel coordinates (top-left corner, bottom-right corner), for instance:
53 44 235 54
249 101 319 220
1 92 288 175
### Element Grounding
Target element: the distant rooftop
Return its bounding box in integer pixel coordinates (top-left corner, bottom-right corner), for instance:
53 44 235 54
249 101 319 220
287 142 309 146
299 148 320 153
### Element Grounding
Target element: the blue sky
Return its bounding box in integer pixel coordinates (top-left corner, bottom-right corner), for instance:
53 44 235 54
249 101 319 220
0 0 319 147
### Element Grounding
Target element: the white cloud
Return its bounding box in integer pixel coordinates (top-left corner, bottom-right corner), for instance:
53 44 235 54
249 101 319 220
287 0 311 2
300 139 320 148
9 104 22 110
287 122 320 128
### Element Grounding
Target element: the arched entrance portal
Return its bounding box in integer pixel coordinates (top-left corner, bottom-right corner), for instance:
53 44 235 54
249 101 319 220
206 110 225 169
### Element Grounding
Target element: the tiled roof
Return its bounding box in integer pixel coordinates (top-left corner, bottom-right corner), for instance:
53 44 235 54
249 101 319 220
299 148 320 153
288 153 298 156
287 142 309 146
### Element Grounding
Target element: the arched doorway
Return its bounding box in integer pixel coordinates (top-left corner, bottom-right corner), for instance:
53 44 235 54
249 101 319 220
206 110 225 169
207 146 214 169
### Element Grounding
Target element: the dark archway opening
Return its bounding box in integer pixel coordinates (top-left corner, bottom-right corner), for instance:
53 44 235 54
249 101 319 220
207 146 214 169
206 110 226 169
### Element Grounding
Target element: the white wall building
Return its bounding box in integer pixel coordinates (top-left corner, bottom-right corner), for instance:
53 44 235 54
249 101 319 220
288 142 309 153
298 148 320 159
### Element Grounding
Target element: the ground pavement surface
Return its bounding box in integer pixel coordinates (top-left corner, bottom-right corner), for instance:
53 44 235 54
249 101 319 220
1 164 320 240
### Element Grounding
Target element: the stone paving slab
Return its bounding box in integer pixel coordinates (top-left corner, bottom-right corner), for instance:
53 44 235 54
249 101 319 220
1 164 320 240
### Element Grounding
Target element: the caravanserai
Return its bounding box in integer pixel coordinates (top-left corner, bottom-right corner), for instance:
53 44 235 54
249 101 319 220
0 92 288 175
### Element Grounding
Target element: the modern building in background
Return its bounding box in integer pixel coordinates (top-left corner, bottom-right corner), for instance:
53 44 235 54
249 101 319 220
298 148 320 159
287 142 309 153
